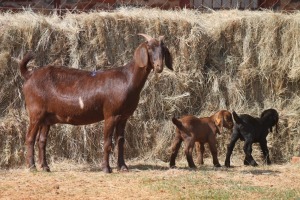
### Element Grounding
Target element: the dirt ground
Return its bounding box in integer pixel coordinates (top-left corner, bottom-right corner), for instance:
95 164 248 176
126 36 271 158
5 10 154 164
0 159 300 200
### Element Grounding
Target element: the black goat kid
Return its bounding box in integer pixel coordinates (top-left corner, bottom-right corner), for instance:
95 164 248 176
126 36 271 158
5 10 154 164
225 109 279 167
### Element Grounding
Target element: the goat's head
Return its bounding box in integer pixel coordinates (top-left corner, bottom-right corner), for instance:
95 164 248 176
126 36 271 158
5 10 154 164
260 108 279 133
135 33 173 73
213 110 234 134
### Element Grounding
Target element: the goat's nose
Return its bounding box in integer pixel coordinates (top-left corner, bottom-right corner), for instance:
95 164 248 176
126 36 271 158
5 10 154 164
155 65 163 73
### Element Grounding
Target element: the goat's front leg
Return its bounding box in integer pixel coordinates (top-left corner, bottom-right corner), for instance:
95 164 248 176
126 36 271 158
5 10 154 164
102 117 116 173
115 119 128 171
169 133 183 168
208 136 221 167
259 139 271 165
225 129 239 167
37 125 50 172
243 139 258 166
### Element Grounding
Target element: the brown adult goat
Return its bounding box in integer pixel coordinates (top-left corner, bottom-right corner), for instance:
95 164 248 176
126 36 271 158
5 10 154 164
20 34 173 173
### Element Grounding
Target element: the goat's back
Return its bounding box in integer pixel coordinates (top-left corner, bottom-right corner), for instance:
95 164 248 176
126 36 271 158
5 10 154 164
24 65 127 99
173 115 216 140
233 113 269 141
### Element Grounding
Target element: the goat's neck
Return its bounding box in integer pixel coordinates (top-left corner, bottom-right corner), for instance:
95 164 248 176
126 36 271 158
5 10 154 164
260 115 271 125
260 116 274 129
126 61 152 92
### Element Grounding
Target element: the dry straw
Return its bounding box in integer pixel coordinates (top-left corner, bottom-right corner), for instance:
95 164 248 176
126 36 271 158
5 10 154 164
0 8 299 168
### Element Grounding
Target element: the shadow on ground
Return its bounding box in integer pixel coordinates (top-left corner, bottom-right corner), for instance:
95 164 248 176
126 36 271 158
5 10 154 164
240 169 281 175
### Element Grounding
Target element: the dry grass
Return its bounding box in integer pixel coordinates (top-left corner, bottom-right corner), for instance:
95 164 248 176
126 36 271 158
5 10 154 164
0 160 300 199
0 8 299 168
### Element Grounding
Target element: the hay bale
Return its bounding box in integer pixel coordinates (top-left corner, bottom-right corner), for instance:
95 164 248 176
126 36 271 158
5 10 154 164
0 8 299 168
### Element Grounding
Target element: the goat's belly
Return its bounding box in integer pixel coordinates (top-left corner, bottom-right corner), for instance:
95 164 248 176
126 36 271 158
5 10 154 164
46 110 104 125
45 99 136 125
60 115 103 125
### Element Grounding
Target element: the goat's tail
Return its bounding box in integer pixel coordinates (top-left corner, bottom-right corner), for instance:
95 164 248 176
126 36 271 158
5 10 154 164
172 117 184 130
232 111 242 124
19 52 34 80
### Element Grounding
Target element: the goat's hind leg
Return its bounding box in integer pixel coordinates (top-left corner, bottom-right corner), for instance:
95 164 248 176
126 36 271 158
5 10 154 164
102 117 117 173
26 121 40 171
115 118 128 171
169 132 183 168
243 140 258 167
37 125 51 172
184 137 196 168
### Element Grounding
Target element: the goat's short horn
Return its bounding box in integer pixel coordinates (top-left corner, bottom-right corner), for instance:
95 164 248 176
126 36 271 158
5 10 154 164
138 33 153 42
158 35 164 41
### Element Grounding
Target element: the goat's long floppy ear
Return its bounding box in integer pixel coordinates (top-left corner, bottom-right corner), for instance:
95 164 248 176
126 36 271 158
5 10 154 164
158 36 173 71
232 111 242 124
164 46 173 71
214 112 223 134
134 43 148 68
275 112 279 134
273 116 279 134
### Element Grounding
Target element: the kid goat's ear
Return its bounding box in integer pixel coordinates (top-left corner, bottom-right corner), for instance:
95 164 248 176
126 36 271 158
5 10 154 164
214 112 224 134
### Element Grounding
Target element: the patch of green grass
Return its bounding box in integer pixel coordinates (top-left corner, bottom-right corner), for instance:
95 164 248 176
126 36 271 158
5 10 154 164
140 169 300 200
229 184 300 200
140 172 234 199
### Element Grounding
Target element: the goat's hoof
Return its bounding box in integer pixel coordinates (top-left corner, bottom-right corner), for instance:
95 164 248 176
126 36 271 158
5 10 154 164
224 162 231 168
244 160 250 166
103 167 112 174
250 160 258 167
118 165 128 172
42 166 51 172
169 162 176 168
214 164 221 167
170 165 177 169
28 165 37 172
189 165 197 169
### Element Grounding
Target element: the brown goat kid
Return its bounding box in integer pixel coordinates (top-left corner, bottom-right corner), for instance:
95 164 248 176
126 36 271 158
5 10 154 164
170 110 233 168
20 34 173 173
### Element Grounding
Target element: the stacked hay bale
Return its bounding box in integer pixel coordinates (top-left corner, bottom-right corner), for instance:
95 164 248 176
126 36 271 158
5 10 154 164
0 8 299 168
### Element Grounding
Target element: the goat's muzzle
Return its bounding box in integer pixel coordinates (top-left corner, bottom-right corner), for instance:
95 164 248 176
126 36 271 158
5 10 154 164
227 121 234 129
154 65 163 73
